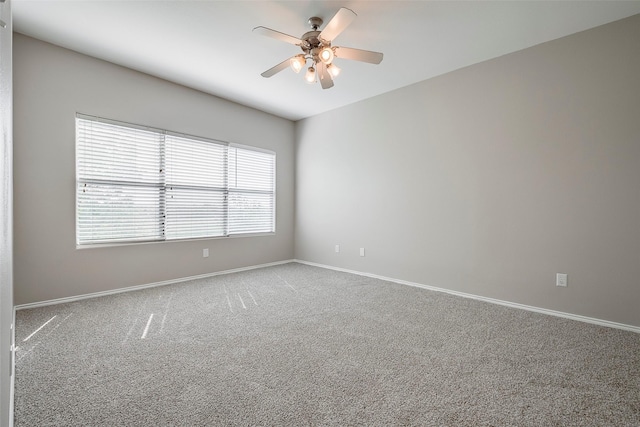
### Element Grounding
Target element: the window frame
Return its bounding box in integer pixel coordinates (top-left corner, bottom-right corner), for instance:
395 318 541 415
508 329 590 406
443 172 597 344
75 113 276 247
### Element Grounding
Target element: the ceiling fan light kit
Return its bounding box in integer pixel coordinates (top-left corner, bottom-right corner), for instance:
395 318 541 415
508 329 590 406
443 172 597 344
254 7 383 89
290 55 306 73
327 63 341 78
304 66 316 84
320 47 334 63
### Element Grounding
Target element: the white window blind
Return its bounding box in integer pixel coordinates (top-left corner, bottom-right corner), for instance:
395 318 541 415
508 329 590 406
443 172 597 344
165 134 227 240
76 115 275 245
228 147 276 234
76 119 164 244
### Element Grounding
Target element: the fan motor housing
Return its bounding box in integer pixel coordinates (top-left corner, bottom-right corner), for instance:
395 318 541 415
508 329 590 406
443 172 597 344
301 30 323 51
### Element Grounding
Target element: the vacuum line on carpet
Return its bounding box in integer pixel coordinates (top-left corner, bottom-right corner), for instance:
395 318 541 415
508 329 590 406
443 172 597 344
226 295 234 313
237 294 247 310
17 313 74 362
141 313 154 339
122 318 138 345
160 312 168 333
159 293 173 333
247 290 258 306
275 272 297 293
23 315 57 342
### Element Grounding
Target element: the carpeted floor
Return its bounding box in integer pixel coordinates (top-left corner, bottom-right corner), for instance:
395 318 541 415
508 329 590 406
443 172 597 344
13 262 640 426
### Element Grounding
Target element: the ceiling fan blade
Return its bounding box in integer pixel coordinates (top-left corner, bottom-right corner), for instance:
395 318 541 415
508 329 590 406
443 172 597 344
334 46 384 64
261 57 293 78
253 26 303 46
319 7 356 42
317 62 334 89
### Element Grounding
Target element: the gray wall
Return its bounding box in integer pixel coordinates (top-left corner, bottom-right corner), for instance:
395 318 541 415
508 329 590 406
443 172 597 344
295 14 640 327
0 2 13 425
13 34 295 305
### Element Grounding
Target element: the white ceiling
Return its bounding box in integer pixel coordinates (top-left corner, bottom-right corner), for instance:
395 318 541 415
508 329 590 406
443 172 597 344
12 1 640 121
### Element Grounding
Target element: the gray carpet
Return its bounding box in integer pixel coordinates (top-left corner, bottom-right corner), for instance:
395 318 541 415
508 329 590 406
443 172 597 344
14 262 640 426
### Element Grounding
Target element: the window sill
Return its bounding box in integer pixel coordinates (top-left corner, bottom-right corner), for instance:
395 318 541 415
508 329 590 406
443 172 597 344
75 232 276 250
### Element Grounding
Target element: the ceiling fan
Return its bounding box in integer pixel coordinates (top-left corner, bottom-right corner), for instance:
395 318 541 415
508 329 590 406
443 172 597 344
253 7 383 89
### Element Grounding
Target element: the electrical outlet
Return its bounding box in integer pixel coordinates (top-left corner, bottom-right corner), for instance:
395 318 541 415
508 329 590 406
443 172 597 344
556 273 568 287
360 248 365 257
335 245 340 253
203 248 209 258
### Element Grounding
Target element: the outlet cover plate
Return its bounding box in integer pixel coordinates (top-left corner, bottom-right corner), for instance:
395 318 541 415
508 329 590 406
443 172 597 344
556 273 568 287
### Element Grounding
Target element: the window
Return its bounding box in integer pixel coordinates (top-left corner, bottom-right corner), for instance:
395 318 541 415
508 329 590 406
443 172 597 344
76 114 275 245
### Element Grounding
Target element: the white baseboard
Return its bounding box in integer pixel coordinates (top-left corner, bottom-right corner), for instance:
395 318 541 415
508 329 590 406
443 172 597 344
293 259 640 334
14 259 296 311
